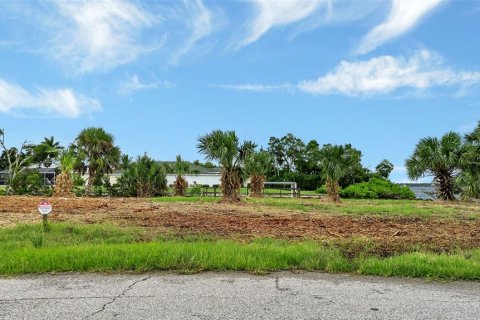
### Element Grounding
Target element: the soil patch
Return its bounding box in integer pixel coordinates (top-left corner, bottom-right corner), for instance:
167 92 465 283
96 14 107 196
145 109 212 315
2 196 480 255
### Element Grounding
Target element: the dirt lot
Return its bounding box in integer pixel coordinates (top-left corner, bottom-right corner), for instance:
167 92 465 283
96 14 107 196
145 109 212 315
2 196 480 254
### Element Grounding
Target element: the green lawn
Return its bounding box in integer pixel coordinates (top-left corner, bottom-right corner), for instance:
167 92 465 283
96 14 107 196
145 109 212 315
1 223 480 280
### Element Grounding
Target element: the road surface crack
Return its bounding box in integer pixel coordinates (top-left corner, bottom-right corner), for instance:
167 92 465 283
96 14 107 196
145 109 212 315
84 275 152 319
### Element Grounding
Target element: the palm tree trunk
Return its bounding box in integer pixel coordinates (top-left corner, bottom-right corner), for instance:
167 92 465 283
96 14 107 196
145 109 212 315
173 175 188 196
326 178 340 202
434 172 455 201
221 169 241 202
86 169 95 197
53 171 74 197
249 174 265 197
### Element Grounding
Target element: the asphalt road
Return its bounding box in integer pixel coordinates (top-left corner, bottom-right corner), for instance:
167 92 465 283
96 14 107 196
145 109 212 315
0 272 479 320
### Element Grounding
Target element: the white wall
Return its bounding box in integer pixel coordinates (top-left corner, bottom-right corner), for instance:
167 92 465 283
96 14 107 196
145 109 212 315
166 174 221 187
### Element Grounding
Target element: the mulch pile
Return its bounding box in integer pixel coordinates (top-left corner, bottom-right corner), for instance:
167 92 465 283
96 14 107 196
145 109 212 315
1 196 480 255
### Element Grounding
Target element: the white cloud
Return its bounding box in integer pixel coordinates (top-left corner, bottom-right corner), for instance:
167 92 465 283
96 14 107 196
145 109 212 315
170 0 215 64
0 79 100 118
355 0 444 55
298 50 480 96
48 0 160 74
213 83 293 92
8 0 218 72
240 0 329 47
119 75 175 94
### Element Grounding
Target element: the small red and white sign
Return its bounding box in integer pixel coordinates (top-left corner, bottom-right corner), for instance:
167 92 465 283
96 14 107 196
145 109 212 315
38 201 52 215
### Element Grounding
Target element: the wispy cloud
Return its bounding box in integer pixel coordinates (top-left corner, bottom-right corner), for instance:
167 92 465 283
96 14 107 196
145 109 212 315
298 50 480 96
355 0 444 55
47 0 161 74
0 79 100 118
170 0 216 64
119 75 175 94
240 0 329 47
5 0 219 73
213 83 294 92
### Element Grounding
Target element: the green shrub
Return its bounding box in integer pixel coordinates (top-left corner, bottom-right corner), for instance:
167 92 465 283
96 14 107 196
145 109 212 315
341 178 415 200
9 170 51 195
114 154 167 197
189 185 202 196
315 185 327 194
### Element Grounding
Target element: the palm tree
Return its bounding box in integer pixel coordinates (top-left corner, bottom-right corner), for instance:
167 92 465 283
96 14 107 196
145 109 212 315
53 149 77 197
244 150 271 197
33 136 63 168
74 127 121 196
118 154 167 197
459 122 480 199
319 144 356 202
465 121 480 144
173 155 190 196
405 131 467 201
197 130 255 202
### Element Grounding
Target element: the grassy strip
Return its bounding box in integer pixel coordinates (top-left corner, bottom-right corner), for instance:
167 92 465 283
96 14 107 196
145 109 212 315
360 251 480 280
1 224 480 280
0 240 350 275
1 240 480 280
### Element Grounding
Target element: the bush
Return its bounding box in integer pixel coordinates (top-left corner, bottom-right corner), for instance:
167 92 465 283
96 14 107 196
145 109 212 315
341 178 415 200
114 154 167 197
9 170 51 195
189 185 202 196
315 185 327 194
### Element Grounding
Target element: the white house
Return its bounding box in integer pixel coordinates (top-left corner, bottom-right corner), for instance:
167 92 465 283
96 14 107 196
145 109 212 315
166 173 221 187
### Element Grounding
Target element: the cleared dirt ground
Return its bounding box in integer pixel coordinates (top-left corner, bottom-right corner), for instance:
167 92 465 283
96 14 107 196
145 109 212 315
2 196 480 254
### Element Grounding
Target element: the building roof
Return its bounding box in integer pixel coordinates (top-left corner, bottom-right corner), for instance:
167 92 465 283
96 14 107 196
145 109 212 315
159 161 221 174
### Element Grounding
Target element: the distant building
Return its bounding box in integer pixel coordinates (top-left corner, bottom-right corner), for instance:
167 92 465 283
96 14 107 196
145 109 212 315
161 160 222 187
0 164 57 186
166 173 221 187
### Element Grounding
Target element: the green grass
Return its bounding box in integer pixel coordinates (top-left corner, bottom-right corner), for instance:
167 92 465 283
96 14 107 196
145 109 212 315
1 223 480 280
0 223 146 251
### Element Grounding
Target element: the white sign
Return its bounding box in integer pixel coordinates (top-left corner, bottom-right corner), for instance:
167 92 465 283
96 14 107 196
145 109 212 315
38 201 52 215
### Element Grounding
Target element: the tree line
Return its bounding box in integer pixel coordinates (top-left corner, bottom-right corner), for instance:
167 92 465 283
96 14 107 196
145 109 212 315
1 122 479 202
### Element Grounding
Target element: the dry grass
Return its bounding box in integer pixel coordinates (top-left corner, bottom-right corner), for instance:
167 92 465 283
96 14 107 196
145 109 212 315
2 196 480 255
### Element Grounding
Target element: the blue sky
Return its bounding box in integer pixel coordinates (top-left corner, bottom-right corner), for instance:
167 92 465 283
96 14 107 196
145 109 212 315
1 0 479 183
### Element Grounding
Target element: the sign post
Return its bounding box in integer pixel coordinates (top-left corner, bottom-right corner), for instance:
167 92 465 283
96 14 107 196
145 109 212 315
38 200 52 231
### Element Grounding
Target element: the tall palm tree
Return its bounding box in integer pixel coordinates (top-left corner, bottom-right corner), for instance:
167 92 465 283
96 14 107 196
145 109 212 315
197 130 255 202
74 127 121 196
173 155 190 196
244 150 271 197
406 131 466 201
319 144 356 202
